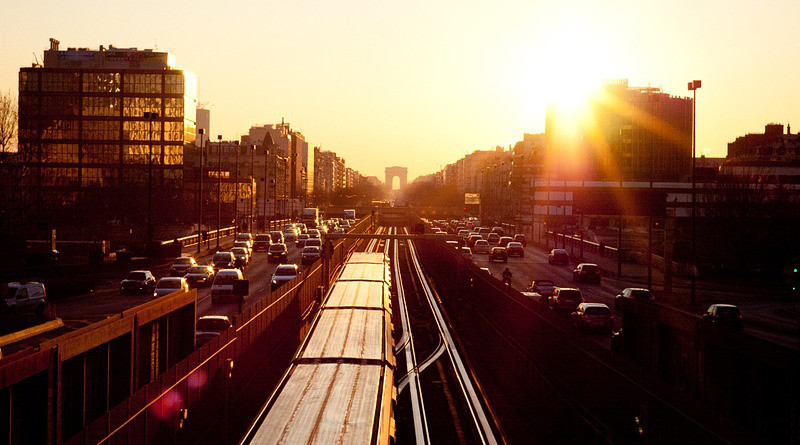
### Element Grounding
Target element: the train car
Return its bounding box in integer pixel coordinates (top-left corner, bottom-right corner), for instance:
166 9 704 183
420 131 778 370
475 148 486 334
241 251 395 445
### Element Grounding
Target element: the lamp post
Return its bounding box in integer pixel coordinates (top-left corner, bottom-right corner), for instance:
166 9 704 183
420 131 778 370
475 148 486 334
197 129 205 254
143 111 159 255
263 146 269 231
688 80 701 305
234 141 240 231
217 135 222 249
250 144 255 231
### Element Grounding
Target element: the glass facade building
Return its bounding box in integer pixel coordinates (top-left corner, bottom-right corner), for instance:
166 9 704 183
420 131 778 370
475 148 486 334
18 42 196 238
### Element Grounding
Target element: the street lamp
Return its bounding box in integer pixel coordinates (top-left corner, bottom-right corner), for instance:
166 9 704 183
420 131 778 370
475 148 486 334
234 140 240 231
197 129 205 254
688 79 701 305
143 111 159 255
217 134 222 249
250 144 255 231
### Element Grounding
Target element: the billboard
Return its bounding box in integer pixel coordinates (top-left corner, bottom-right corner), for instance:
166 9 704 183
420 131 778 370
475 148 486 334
465 193 480 205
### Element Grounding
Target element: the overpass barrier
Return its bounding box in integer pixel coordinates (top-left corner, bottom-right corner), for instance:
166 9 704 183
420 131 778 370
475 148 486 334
160 219 292 249
68 217 373 445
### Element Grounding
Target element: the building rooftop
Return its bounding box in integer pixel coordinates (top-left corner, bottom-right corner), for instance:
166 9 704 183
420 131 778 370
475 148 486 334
40 38 175 70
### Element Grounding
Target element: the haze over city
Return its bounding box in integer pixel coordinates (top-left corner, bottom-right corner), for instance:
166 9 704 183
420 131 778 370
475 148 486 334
3 0 800 180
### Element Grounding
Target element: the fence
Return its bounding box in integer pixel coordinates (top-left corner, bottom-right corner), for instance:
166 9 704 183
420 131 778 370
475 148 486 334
413 239 730 445
69 217 372 445
160 220 292 249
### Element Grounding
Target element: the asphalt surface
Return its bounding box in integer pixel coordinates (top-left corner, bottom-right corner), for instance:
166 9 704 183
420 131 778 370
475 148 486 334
55 237 314 326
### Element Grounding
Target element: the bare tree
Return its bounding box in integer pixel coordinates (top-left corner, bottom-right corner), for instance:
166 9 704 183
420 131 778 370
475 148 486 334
0 91 17 155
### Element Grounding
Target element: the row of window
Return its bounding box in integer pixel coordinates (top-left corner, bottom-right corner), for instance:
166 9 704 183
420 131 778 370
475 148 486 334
38 167 183 187
19 119 185 141
34 144 184 165
21 96 185 118
20 71 186 94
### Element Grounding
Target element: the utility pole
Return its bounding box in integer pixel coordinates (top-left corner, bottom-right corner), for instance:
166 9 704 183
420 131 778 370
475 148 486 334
217 135 222 249
197 129 204 254
688 80 701 305
144 111 159 256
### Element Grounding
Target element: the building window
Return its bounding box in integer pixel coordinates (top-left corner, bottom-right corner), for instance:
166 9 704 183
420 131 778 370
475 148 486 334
123 73 162 94
82 97 120 117
164 97 183 117
40 167 78 186
123 97 161 117
123 120 161 141
164 74 183 94
163 145 183 165
41 72 80 92
163 121 183 141
81 168 115 187
41 96 79 117
83 144 120 164
41 144 79 163
82 120 120 140
124 144 161 164
19 72 39 92
41 119 78 139
82 72 120 93
121 167 147 184
19 96 38 116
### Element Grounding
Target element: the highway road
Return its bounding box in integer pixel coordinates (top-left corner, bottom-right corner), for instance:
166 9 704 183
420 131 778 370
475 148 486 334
55 238 313 327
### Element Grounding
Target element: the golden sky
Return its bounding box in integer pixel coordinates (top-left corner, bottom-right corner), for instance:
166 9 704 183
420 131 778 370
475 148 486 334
2 0 799 180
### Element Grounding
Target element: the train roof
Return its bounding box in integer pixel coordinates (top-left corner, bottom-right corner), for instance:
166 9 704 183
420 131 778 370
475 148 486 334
324 281 392 313
245 363 393 444
300 309 393 364
347 252 388 265
338 262 390 284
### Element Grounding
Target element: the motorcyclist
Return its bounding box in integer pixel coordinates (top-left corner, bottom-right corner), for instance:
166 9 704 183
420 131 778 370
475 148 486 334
501 267 512 286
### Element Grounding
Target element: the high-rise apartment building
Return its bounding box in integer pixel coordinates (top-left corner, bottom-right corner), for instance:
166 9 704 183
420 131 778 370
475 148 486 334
17 39 196 239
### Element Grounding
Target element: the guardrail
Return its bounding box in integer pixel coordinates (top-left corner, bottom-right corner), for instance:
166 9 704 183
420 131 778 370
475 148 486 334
160 220 292 248
546 230 619 260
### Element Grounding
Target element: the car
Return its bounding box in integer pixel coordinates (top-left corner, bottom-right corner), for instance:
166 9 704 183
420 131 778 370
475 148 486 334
573 263 601 284
304 237 322 249
318 224 329 235
231 247 250 268
253 233 272 252
480 267 492 276
521 291 542 302
296 223 308 234
307 229 321 239
301 246 322 264
170 257 197 276
435 231 449 236
460 246 474 261
270 231 285 245
498 236 514 247
467 234 483 248
491 226 505 236
571 303 614 332
282 226 298 242
548 249 569 265
487 233 501 245
703 304 744 331
271 264 300 290
458 229 471 241
548 288 583 312
489 247 508 263
473 239 491 254
233 240 252 255
529 280 556 298
478 227 491 239
211 269 247 304
235 232 253 244
506 242 525 257
614 288 654 309
296 234 309 247
1 282 46 316
154 277 189 298
120 270 156 295
268 243 288 263
211 252 235 271
195 315 232 346
184 265 215 287
513 233 527 246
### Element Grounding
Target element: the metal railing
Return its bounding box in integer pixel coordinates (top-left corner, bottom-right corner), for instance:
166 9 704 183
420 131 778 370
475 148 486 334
160 220 293 248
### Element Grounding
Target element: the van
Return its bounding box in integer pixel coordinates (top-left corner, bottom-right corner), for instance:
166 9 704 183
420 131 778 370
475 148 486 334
2 282 47 316
211 269 246 304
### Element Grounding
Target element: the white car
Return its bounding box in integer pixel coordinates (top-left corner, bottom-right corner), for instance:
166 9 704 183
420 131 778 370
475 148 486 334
2 282 47 316
271 264 299 290
154 277 189 298
301 246 322 264
211 269 246 304
231 247 250 267
196 315 232 346
473 239 491 254
459 246 474 261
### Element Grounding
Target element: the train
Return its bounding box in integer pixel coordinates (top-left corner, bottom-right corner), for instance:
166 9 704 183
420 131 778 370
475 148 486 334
240 251 395 444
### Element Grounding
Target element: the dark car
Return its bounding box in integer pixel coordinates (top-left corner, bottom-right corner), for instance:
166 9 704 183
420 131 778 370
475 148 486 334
489 247 508 263
506 242 525 257
491 226 505 236
253 234 272 252
195 315 232 346
573 263 601 284
499 236 514 247
184 265 215 288
120 270 156 295
548 248 569 265
270 231 285 244
296 234 309 247
467 234 483 248
703 304 744 331
571 303 614 333
529 279 556 299
487 233 501 245
615 288 654 309
170 257 197 276
268 243 288 263
301 246 322 264
548 288 583 312
211 251 235 271
513 233 527 246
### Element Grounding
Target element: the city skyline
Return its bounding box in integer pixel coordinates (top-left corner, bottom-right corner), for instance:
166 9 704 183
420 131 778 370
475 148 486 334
3 0 800 181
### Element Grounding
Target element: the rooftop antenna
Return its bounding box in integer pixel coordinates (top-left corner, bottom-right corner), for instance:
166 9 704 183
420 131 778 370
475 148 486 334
32 52 40 65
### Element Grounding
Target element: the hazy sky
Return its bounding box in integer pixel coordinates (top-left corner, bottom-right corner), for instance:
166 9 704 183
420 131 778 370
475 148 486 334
3 0 799 180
